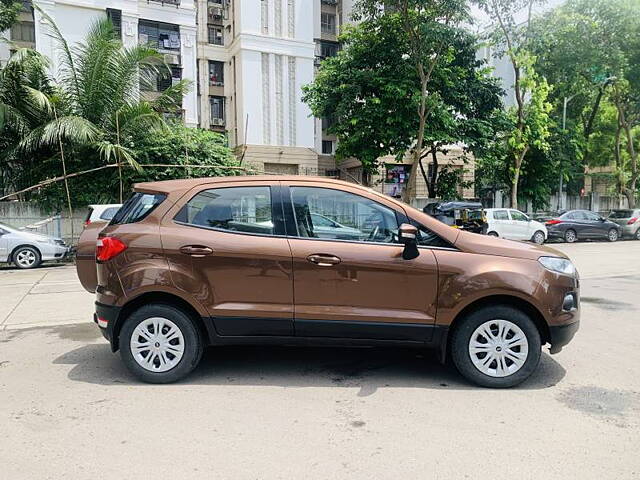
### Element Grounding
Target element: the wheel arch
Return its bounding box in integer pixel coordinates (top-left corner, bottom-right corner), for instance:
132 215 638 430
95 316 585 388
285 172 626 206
112 291 209 352
444 294 550 361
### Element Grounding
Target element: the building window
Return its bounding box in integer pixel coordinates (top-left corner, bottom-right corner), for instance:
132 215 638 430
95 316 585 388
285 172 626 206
210 96 225 125
209 61 224 86
106 8 122 40
139 20 180 51
208 3 224 24
318 41 338 58
208 26 224 45
10 22 35 43
321 117 335 131
322 140 334 155
321 13 336 35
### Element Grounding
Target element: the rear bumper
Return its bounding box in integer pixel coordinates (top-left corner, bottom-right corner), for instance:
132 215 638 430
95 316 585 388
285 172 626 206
94 301 121 351
548 320 580 354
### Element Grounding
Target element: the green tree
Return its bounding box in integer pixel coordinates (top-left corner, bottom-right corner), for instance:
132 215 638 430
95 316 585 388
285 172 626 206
18 12 190 203
475 0 552 208
0 0 21 32
303 2 504 198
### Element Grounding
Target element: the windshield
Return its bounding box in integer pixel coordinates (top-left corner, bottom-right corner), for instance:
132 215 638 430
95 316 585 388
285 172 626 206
0 222 20 232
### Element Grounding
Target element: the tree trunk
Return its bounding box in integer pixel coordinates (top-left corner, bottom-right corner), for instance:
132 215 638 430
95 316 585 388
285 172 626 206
616 98 638 209
510 147 528 208
429 146 439 198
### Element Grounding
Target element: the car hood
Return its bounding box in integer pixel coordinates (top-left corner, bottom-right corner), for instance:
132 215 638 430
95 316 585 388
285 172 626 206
454 229 567 261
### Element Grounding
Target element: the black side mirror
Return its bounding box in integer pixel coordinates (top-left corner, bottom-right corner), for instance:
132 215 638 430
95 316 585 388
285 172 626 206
398 223 420 260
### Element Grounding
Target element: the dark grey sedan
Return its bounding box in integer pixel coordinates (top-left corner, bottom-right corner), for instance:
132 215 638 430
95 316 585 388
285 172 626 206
545 210 623 243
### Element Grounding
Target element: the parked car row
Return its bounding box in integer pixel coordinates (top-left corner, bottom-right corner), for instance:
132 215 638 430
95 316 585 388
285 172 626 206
425 202 640 244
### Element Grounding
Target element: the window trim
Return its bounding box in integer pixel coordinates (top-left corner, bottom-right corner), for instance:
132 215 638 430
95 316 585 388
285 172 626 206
172 185 285 238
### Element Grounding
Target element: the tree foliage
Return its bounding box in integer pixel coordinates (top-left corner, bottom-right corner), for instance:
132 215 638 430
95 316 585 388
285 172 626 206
303 1 504 198
0 0 21 32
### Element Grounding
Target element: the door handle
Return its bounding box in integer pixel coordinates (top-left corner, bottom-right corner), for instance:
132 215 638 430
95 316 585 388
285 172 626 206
180 245 213 257
307 254 341 267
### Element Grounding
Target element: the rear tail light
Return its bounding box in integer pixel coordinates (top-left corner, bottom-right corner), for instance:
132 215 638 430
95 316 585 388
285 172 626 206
84 220 91 226
627 217 638 225
96 237 127 262
546 219 562 225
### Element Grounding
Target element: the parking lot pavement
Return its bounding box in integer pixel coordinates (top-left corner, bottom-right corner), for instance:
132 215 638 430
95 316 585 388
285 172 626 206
1 242 639 479
0 264 92 330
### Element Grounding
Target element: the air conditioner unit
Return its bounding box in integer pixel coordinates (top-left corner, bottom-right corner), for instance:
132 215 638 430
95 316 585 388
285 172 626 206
211 118 225 126
164 53 180 65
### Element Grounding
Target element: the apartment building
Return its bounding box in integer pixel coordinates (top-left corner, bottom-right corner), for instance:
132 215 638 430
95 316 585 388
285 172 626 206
0 0 199 126
1 0 475 202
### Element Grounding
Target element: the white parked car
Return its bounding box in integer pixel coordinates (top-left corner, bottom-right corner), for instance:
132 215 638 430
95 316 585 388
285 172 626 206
485 208 547 244
84 204 122 227
0 222 70 269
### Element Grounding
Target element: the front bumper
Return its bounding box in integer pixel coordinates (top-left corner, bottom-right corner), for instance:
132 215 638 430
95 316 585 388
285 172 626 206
94 301 122 351
40 244 71 261
549 320 580 354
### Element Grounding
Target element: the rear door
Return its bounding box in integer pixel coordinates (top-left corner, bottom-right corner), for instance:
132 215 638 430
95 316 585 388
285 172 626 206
161 181 295 336
492 209 513 238
283 182 439 341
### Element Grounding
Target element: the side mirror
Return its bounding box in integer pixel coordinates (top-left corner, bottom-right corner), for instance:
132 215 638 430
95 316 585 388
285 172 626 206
599 217 606 222
398 223 420 260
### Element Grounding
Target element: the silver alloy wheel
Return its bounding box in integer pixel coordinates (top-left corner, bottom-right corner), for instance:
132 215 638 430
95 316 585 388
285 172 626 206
533 231 545 244
130 317 185 373
468 319 529 378
565 230 576 243
608 229 618 241
15 249 37 268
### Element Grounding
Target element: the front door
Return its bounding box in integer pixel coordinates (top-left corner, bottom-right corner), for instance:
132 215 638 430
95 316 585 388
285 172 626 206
161 181 294 336
283 183 439 341
509 210 530 239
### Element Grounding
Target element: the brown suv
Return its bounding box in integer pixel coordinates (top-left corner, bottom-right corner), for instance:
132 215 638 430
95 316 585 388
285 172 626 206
76 176 580 387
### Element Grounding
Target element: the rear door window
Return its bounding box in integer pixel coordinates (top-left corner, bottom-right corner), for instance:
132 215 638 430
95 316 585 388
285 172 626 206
174 186 276 236
493 210 509 221
110 193 166 225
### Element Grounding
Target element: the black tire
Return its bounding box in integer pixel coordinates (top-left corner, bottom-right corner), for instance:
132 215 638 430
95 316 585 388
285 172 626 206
450 305 542 388
532 230 545 245
12 246 41 269
564 229 577 243
119 304 204 384
488 231 499 237
635 228 640 240
607 228 619 242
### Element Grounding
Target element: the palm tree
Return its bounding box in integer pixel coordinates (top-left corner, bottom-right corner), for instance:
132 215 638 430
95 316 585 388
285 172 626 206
19 8 190 201
0 47 54 194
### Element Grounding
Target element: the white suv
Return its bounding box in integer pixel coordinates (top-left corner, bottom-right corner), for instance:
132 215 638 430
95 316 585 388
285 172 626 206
485 208 547 244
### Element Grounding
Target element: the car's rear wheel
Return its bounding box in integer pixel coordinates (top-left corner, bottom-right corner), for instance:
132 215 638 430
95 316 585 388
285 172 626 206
607 228 619 242
119 304 204 383
488 231 499 237
532 230 545 245
13 246 41 269
564 229 577 243
451 305 541 388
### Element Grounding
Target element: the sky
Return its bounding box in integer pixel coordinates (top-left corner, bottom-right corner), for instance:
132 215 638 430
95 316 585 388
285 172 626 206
470 0 567 30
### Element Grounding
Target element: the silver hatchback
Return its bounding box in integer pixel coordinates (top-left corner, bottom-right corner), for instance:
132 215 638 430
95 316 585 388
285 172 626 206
608 209 640 240
0 222 70 269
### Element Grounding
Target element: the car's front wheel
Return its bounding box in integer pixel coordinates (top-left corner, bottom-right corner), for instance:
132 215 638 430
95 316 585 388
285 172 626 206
13 246 41 269
451 305 542 388
607 228 619 242
119 304 204 383
532 230 545 245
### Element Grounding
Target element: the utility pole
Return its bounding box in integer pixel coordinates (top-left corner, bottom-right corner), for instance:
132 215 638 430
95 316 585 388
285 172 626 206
558 94 575 211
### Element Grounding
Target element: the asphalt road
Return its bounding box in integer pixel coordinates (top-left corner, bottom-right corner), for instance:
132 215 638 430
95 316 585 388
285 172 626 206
1 241 639 479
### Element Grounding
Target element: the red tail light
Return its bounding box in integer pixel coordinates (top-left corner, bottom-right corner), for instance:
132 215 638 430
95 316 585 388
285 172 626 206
627 217 638 225
96 237 127 262
84 220 91 226
546 219 562 225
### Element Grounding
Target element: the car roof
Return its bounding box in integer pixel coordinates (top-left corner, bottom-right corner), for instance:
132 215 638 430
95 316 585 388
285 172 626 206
133 176 369 194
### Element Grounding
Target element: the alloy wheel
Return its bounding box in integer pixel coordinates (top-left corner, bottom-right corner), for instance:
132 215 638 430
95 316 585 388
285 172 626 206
608 229 619 242
15 249 37 268
565 230 577 243
468 319 529 378
130 317 185 373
